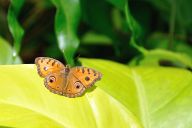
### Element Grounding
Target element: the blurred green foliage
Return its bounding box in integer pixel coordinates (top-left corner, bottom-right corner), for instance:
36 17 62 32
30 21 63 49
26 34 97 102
0 36 21 64
7 0 24 62
0 0 191 67
0 0 192 127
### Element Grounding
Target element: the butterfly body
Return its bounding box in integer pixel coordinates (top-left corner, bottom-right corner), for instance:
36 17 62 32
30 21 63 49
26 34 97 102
35 57 102 98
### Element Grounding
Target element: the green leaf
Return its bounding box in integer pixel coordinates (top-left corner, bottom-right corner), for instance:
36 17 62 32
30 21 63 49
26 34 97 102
7 0 25 61
107 0 146 54
107 0 142 39
147 0 192 31
81 0 121 56
51 0 81 66
129 49 192 68
124 2 142 40
0 59 192 127
81 0 113 36
0 36 22 64
106 0 125 10
0 126 11 128
146 32 192 57
81 31 112 45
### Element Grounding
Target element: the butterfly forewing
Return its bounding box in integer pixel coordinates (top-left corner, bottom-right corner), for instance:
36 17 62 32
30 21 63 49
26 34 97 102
70 67 102 88
35 57 65 77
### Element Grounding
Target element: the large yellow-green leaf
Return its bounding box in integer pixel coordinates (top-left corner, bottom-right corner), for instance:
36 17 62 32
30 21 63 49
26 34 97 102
0 59 192 127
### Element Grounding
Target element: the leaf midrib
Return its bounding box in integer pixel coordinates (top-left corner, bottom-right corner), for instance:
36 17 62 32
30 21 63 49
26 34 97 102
131 69 150 128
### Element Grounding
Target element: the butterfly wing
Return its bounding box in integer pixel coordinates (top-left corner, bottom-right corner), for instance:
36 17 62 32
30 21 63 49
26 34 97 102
70 66 102 88
44 69 86 98
63 73 86 98
44 72 67 95
35 57 65 77
35 57 102 98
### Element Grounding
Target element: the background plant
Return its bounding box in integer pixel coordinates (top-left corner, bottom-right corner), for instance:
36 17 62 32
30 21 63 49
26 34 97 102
0 0 191 66
0 0 192 127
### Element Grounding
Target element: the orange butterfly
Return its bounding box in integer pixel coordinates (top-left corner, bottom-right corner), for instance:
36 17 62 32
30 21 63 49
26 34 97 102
35 57 102 98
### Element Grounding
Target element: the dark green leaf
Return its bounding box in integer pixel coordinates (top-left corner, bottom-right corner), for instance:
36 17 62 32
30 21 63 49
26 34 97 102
106 0 125 10
51 0 81 66
107 0 145 54
81 31 112 45
81 0 121 56
147 0 192 31
7 0 24 61
146 32 192 57
107 0 142 39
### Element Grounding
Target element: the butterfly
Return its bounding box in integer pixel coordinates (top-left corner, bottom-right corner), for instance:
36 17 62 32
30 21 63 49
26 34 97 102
35 57 102 98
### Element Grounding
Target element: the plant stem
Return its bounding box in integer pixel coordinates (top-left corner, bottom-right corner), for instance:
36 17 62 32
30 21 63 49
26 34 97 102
168 0 176 49
124 1 148 55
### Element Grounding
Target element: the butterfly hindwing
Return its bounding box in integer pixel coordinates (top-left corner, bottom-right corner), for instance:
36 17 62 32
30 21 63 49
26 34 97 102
63 73 86 98
44 72 67 95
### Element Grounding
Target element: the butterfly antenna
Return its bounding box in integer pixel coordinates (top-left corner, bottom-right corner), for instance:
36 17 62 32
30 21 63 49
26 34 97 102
75 54 80 61
66 64 70 68
74 54 82 66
